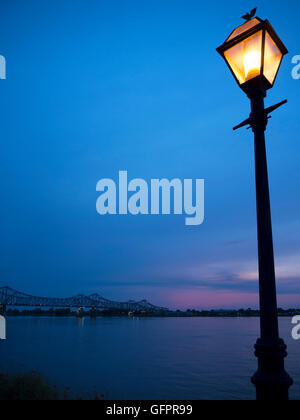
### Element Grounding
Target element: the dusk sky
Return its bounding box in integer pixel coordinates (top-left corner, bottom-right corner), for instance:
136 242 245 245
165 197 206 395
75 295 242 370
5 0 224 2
0 0 299 309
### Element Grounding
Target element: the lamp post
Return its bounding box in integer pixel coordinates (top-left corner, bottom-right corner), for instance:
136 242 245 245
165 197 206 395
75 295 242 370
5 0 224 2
217 13 293 400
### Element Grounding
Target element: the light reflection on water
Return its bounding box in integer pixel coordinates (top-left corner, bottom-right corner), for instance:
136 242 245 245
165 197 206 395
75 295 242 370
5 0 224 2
1 317 299 400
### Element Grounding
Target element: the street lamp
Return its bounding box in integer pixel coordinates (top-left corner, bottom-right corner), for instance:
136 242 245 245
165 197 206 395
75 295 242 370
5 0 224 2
217 12 293 401
217 16 288 95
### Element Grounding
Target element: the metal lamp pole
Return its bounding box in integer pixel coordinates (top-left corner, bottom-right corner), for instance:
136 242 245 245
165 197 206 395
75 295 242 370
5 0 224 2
239 88 293 401
217 12 293 400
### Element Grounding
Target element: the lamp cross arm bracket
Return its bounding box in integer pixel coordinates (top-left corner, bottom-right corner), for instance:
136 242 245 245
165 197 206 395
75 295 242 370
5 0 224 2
233 99 288 131
264 99 288 117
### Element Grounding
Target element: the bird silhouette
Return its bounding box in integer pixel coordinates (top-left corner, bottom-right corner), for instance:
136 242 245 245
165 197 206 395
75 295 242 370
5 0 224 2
241 8 257 21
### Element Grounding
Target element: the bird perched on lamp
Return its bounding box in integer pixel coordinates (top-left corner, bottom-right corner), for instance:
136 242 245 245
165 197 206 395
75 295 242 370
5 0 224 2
241 8 257 21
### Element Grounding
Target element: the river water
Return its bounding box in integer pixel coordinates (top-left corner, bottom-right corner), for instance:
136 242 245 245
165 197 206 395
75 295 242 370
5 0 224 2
1 316 299 400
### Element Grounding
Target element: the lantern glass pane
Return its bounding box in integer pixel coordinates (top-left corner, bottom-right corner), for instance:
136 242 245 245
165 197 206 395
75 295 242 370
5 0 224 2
226 18 261 42
263 31 283 84
224 30 263 85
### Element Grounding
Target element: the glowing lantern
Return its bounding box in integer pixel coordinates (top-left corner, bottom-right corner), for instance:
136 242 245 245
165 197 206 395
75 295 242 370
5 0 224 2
217 17 288 95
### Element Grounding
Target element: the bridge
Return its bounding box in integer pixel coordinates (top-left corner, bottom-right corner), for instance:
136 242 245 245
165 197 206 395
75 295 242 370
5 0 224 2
0 287 168 313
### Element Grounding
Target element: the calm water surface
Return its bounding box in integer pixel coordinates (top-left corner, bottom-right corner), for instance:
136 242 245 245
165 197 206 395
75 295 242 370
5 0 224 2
1 317 299 400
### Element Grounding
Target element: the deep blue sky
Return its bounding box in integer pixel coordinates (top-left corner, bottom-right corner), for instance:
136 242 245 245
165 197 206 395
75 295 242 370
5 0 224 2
0 0 299 308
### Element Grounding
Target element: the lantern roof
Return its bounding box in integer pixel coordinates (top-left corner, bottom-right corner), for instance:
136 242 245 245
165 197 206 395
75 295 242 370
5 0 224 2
218 17 288 56
226 18 263 42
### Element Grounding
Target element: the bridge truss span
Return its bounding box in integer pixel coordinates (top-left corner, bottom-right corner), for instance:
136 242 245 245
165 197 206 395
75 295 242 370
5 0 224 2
0 287 168 312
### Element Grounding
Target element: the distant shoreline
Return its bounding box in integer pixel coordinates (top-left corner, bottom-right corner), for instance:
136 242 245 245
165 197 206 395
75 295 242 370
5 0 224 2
3 308 300 318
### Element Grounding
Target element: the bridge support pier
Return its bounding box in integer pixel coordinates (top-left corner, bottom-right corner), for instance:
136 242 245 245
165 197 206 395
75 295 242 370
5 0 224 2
90 307 97 318
76 307 84 318
0 304 6 316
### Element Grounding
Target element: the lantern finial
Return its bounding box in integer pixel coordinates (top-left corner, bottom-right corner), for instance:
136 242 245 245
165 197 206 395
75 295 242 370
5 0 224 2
241 7 257 22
